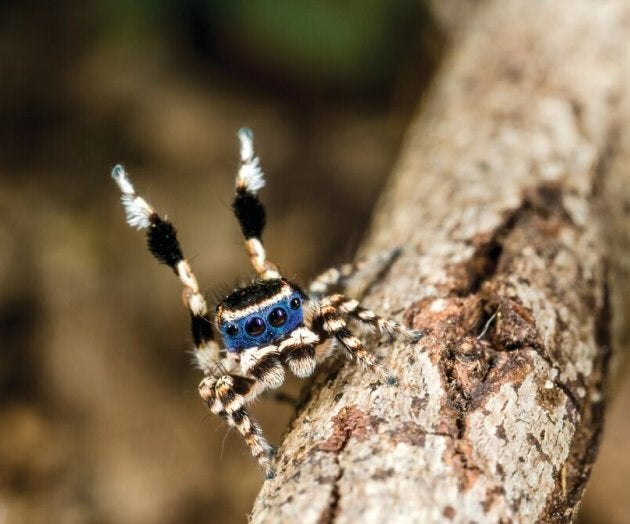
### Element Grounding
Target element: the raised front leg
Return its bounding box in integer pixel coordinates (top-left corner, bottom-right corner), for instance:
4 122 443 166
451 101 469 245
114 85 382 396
232 128 280 279
111 165 222 376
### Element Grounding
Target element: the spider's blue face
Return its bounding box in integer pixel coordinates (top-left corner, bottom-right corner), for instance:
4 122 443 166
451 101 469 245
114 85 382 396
217 279 305 352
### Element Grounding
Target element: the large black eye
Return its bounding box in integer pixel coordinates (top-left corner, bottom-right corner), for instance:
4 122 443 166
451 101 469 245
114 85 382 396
245 316 266 336
268 307 287 327
225 324 238 336
289 297 301 310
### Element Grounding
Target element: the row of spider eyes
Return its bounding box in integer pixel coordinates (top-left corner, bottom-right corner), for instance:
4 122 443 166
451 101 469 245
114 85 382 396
224 297 301 337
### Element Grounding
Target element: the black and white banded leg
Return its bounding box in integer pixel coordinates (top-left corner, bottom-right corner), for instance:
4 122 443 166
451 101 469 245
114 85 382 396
198 374 276 478
311 299 393 383
232 128 280 280
111 165 225 376
202 344 288 477
325 294 424 342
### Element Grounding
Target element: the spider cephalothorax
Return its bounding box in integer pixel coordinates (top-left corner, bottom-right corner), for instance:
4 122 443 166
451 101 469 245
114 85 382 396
112 128 422 478
217 278 305 352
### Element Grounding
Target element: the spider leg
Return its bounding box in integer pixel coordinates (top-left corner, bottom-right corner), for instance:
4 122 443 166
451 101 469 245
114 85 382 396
308 247 401 297
111 165 222 375
199 374 276 478
200 343 285 477
311 298 392 382
232 128 280 279
325 294 424 342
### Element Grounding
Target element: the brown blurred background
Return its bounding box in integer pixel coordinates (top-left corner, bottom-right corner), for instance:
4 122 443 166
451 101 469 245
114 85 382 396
0 1 627 523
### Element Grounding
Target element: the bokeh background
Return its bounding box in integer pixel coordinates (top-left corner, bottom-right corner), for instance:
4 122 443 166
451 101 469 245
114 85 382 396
0 1 627 523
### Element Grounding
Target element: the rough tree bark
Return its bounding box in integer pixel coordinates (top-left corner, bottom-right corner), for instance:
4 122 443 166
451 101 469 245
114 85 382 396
251 1 630 522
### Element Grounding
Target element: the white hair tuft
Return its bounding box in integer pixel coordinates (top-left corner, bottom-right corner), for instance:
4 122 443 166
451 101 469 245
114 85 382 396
236 128 266 193
111 164 153 230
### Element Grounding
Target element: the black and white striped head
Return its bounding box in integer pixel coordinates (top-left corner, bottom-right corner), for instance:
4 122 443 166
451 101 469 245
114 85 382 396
216 279 305 352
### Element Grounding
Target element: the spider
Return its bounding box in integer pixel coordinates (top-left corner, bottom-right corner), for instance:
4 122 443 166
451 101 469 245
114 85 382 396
111 128 422 479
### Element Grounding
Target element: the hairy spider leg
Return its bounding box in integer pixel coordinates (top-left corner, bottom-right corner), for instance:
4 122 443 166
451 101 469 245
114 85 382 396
202 343 287 477
199 374 277 479
308 247 402 297
325 294 424 342
311 298 393 383
111 165 224 375
232 128 280 280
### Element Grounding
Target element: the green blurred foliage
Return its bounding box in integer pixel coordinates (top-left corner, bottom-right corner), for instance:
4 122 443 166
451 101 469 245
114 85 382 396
101 0 426 93
203 0 423 90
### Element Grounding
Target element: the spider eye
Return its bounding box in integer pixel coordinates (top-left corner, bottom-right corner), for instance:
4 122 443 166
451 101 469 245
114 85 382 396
225 324 238 336
289 297 301 310
245 316 266 336
268 307 287 327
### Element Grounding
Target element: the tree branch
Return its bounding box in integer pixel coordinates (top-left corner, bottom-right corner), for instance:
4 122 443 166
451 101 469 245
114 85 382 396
251 1 630 522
